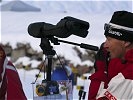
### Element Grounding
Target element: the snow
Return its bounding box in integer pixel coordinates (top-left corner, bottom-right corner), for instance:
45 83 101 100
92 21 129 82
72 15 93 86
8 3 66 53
0 0 132 99
2 0 132 14
14 56 41 68
1 0 41 11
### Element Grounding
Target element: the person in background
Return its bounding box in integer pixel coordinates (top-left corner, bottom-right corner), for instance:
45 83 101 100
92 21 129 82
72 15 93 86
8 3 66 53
0 45 7 99
88 11 133 99
0 45 27 100
51 59 74 86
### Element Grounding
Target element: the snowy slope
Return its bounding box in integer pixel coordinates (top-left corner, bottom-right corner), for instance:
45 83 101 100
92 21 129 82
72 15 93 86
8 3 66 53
1 0 41 11
1 0 132 14
30 1 132 14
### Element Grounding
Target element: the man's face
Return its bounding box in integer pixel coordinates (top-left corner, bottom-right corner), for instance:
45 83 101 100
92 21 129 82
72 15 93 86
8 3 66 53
104 36 126 59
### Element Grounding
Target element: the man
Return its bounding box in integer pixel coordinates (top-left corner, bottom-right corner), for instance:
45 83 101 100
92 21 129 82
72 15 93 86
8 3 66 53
0 45 27 99
88 11 133 99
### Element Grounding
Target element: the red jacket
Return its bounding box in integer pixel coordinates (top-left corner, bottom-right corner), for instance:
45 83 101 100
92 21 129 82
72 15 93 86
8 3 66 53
0 46 7 99
88 49 133 100
0 46 27 100
6 61 27 100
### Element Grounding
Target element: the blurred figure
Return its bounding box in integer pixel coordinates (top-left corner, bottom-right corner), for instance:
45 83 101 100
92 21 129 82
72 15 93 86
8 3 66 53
6 61 27 100
52 65 74 85
51 59 74 86
0 45 27 100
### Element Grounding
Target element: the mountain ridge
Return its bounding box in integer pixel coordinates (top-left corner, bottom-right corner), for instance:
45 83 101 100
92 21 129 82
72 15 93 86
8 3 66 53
1 0 132 14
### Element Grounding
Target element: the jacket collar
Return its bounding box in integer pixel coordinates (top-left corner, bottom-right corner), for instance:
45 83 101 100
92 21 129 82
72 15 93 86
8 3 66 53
125 49 133 62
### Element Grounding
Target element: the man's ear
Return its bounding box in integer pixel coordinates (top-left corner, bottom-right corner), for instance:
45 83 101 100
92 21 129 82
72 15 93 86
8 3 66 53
124 41 131 47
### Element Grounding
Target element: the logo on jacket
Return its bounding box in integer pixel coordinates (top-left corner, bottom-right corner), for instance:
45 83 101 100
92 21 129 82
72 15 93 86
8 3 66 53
104 91 117 100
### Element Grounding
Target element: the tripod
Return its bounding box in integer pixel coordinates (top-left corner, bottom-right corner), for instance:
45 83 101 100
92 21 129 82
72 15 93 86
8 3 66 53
40 36 99 81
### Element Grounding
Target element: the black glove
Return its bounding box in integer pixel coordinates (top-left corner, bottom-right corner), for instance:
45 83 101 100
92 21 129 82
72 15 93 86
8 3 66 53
94 43 109 72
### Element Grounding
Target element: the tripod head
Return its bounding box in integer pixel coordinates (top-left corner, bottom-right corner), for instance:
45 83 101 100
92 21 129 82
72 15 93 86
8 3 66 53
40 37 56 56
